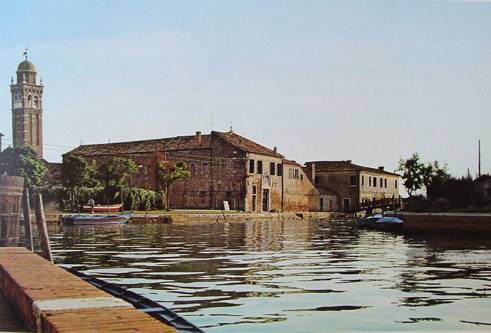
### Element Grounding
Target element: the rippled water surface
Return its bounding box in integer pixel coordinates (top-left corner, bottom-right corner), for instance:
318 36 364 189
48 219 491 332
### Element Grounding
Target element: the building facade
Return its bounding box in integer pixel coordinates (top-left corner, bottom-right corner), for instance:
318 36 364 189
10 56 44 159
305 160 400 212
68 130 320 212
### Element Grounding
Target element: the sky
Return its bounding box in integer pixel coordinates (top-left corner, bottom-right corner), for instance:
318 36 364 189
0 0 490 177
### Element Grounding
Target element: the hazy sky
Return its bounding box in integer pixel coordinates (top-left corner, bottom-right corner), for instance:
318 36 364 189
0 0 490 176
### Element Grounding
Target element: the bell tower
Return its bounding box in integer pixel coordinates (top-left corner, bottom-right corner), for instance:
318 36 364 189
10 51 44 159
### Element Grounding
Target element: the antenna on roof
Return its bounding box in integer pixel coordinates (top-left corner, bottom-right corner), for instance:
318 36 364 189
478 139 481 178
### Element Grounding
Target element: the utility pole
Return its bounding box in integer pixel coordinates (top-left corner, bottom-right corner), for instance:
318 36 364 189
478 139 481 178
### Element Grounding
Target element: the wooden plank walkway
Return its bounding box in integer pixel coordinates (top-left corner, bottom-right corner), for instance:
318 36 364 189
0 247 178 333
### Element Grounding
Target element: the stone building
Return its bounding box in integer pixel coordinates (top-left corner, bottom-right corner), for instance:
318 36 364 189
68 130 320 212
10 55 44 159
305 160 400 212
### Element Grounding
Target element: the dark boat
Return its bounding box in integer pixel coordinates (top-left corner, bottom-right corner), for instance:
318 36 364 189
373 216 404 232
62 213 131 225
64 267 204 333
356 213 383 228
356 214 404 232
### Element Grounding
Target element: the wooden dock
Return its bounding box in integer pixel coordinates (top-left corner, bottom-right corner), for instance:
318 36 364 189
0 247 178 333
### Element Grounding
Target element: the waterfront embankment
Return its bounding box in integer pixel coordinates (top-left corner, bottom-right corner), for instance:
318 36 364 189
0 247 177 333
45 211 340 224
393 211 491 235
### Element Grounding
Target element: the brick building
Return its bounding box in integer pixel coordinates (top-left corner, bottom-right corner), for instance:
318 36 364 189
68 130 320 212
305 160 400 212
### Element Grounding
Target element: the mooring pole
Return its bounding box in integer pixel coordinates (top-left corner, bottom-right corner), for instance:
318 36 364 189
22 188 33 251
34 193 52 263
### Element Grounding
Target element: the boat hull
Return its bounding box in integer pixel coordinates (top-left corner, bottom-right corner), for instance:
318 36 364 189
356 215 404 232
81 204 123 213
63 213 131 225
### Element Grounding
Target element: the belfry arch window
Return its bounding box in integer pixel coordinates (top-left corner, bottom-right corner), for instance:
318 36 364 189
34 96 39 108
27 95 32 108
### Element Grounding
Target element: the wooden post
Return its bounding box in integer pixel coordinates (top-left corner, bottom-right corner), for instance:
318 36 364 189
0 175 24 247
34 193 52 263
22 188 33 251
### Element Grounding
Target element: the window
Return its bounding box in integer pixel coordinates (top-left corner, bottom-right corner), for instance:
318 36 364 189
270 162 276 175
190 163 196 175
202 163 210 176
373 177 376 187
300 174 303 180
384 178 387 188
380 178 383 187
362 175 364 186
315 176 319 184
257 161 263 174
395 179 398 189
369 176 372 187
249 159 255 174
350 175 356 186
277 163 283 176
294 169 299 179
252 185 257 194
289 168 293 179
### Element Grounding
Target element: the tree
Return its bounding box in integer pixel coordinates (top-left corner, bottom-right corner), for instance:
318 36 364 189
99 157 138 203
396 153 449 197
157 160 191 210
61 153 99 209
0 146 47 187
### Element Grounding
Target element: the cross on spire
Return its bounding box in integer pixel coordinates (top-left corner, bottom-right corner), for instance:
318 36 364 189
23 48 28 60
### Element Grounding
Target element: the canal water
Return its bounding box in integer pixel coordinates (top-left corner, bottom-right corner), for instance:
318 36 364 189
48 219 491 332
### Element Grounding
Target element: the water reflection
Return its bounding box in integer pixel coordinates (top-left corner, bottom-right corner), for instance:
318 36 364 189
49 220 491 332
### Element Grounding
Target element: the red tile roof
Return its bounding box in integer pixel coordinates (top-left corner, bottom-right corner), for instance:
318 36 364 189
69 135 212 156
306 160 400 177
283 159 302 166
216 131 283 158
68 131 283 158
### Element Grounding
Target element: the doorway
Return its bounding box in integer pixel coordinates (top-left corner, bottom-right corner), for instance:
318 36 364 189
262 189 270 212
252 186 257 212
343 198 351 212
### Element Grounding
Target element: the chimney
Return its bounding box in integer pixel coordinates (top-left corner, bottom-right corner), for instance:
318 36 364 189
273 146 277 154
378 166 385 171
0 133 3 152
196 131 202 142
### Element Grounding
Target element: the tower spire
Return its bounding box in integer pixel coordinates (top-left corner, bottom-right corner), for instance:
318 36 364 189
11 54 44 159
23 48 28 60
